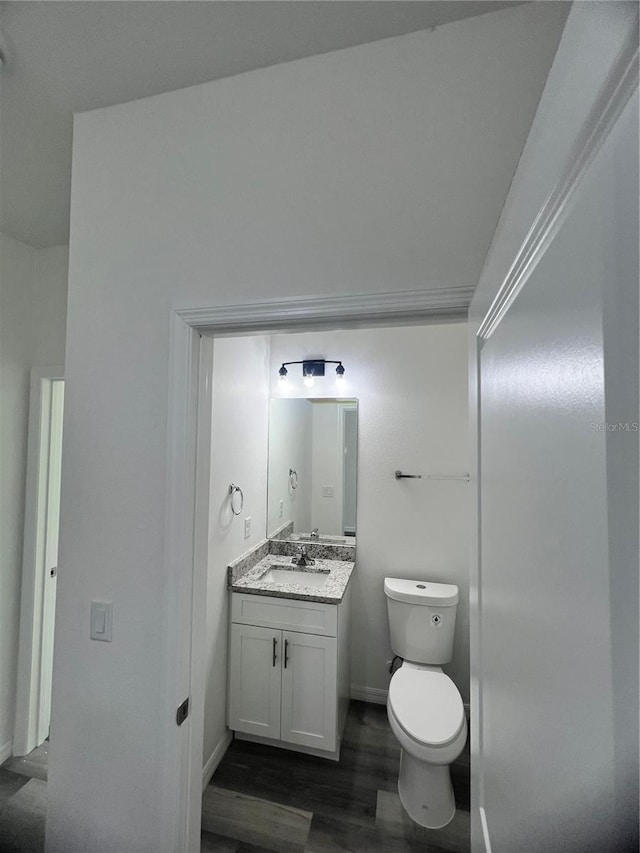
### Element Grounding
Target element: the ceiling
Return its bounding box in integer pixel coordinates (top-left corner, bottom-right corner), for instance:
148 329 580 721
0 1 526 249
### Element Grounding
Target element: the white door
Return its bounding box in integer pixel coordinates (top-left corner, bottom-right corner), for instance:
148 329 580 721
280 631 336 751
228 624 281 739
475 93 638 851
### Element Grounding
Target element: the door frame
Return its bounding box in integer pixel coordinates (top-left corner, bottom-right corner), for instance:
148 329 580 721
14 367 64 757
162 288 472 852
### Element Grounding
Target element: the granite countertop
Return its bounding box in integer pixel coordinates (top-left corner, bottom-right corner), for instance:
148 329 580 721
231 554 354 604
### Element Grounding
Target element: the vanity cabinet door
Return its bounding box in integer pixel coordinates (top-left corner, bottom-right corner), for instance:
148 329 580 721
280 631 337 752
228 624 282 740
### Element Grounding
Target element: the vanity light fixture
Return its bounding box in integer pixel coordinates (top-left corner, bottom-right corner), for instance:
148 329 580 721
278 359 346 388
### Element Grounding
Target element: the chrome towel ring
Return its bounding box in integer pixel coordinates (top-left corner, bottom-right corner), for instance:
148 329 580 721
289 468 298 489
229 484 244 515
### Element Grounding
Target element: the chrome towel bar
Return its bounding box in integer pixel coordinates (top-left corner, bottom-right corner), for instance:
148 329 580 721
394 470 469 482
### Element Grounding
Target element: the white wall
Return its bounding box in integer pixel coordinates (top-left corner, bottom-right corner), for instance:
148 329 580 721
30 246 70 368
266 398 312 536
469 4 638 851
51 6 565 849
270 324 469 703
0 234 35 758
0 234 68 759
203 336 269 768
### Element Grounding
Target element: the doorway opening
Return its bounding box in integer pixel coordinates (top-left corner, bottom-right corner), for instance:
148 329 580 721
167 292 470 852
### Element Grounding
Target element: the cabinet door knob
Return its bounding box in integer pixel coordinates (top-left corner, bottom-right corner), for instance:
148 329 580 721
272 637 277 667
284 638 289 669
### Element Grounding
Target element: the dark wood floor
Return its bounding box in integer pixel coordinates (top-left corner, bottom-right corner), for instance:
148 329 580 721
203 701 470 853
0 703 470 853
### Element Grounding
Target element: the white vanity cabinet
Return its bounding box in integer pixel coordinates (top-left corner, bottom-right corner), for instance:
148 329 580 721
228 623 283 742
228 588 351 759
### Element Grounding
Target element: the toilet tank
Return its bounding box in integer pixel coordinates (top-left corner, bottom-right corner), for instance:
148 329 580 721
384 578 459 664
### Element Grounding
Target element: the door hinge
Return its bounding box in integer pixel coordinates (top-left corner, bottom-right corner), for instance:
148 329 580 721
176 697 190 726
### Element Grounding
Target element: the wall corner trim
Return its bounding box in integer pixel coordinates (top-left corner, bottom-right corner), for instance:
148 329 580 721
477 32 639 343
479 807 493 853
0 739 13 766
202 731 233 791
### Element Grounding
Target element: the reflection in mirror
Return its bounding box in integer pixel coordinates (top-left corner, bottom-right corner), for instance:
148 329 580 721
267 398 357 542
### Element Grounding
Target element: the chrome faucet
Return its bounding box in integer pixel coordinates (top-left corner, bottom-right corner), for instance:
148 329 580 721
310 528 319 540
293 544 315 566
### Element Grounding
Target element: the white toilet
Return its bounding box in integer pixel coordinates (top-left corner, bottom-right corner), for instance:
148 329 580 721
384 577 467 829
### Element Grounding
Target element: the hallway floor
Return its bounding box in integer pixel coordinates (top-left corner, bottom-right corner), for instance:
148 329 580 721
203 701 470 852
0 743 48 853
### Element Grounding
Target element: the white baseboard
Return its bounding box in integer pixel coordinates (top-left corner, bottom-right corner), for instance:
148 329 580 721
350 685 388 705
0 738 13 766
202 731 232 791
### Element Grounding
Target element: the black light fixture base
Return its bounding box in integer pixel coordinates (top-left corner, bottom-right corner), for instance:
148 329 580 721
302 359 326 378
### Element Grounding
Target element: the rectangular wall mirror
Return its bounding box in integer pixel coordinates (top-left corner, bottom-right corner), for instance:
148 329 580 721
266 398 358 543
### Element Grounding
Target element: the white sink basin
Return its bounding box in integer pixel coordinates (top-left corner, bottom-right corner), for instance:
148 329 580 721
262 568 329 587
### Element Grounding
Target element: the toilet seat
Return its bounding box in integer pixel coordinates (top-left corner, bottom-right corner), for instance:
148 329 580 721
388 668 464 748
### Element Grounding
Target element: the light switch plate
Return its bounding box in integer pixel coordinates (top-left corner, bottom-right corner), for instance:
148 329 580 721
279 500 284 518
321 485 335 498
244 516 252 539
90 600 113 642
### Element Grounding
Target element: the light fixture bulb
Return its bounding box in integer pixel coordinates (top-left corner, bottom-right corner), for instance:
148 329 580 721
335 364 345 385
303 375 315 388
278 365 288 383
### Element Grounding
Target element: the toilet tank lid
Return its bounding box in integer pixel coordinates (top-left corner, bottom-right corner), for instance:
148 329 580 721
384 578 458 606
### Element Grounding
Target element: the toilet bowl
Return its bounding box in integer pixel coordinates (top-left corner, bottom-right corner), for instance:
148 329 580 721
387 663 467 829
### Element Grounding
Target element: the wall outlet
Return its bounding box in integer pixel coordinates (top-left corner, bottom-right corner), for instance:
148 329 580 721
321 485 335 498
279 500 284 518
244 516 251 539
